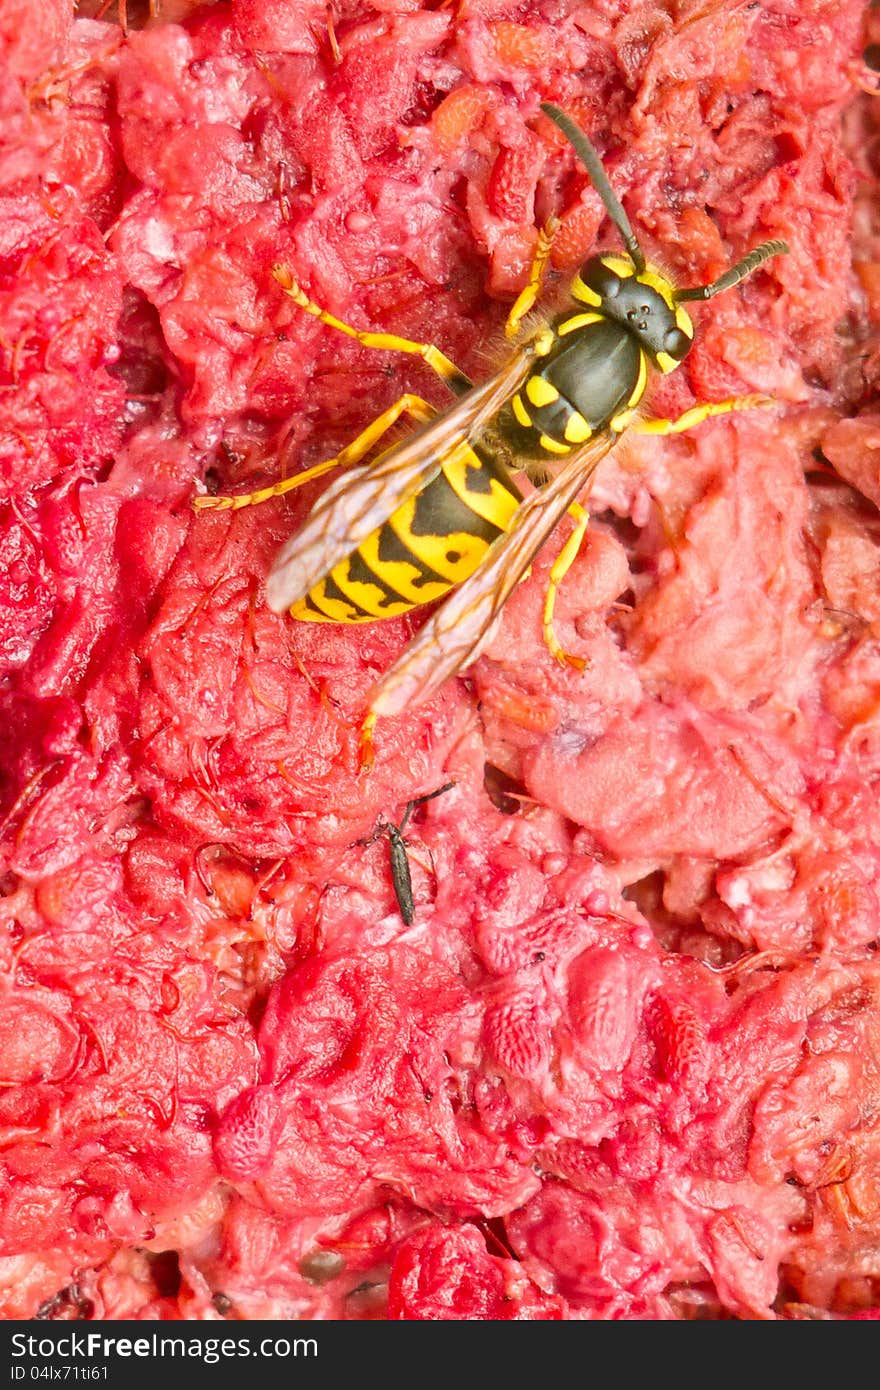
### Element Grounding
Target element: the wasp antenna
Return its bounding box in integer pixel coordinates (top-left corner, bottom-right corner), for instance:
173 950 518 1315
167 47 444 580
540 102 646 274
675 238 789 302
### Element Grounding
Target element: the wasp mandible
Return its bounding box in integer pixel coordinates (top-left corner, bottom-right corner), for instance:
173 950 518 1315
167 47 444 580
195 103 788 766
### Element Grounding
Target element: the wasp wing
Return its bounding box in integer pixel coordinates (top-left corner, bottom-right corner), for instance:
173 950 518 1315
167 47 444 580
367 432 619 720
264 342 537 614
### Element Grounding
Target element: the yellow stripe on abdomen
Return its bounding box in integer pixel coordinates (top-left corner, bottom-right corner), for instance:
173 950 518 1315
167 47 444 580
440 445 522 530
289 446 520 624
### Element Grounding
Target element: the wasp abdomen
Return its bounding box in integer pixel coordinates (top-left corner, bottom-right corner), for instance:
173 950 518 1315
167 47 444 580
290 445 522 624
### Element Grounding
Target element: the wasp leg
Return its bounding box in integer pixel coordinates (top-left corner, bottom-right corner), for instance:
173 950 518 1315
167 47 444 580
272 264 472 395
505 217 559 341
542 500 589 670
359 710 378 773
633 394 773 435
194 394 437 512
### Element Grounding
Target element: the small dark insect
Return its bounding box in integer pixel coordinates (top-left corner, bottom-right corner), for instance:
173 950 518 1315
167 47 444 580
363 781 455 925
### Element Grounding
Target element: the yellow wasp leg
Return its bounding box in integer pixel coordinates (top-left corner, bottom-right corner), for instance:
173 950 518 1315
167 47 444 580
194 394 437 512
505 217 559 341
542 501 589 670
633 393 773 435
272 264 471 393
359 710 378 773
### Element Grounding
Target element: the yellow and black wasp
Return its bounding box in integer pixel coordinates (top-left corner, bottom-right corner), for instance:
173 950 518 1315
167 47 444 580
195 103 787 765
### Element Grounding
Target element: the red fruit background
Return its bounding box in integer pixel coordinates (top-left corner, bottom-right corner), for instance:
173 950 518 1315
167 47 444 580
0 0 879 1320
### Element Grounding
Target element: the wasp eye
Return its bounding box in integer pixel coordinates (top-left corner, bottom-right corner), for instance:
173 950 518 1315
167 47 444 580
663 325 690 359
581 258 619 298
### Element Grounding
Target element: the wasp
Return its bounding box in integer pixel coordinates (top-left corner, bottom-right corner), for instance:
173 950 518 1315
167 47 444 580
195 103 788 766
